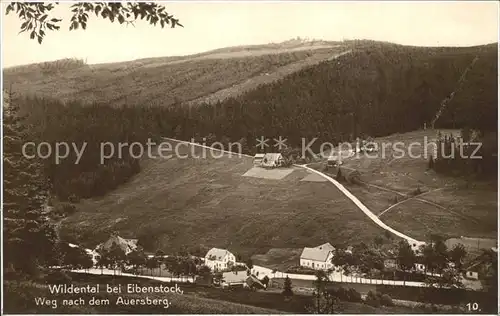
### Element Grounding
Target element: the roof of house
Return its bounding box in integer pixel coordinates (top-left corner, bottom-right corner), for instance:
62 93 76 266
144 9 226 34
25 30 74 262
264 153 283 160
205 247 232 260
97 235 138 253
254 153 266 158
222 271 248 284
246 275 266 289
259 153 284 165
300 247 332 262
316 242 335 252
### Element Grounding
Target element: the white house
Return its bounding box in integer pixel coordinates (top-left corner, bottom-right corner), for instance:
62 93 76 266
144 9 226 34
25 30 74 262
204 248 236 271
254 153 286 168
300 242 335 270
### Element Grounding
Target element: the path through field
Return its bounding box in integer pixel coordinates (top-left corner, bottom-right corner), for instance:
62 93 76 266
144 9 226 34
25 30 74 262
298 165 425 247
161 136 424 247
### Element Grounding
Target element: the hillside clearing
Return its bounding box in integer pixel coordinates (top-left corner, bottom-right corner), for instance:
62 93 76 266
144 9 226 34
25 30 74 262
4 44 349 108
320 129 497 242
61 139 386 256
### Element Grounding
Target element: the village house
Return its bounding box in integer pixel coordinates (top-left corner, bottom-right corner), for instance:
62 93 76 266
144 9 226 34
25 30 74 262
300 242 335 270
204 248 236 271
95 233 138 255
253 153 286 168
463 250 497 281
220 271 266 289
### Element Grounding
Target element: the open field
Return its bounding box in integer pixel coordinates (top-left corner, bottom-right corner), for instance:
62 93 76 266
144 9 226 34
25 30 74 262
318 129 497 243
4 42 349 108
61 139 386 257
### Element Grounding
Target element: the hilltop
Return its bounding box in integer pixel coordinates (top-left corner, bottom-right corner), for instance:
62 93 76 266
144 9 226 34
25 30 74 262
3 39 349 107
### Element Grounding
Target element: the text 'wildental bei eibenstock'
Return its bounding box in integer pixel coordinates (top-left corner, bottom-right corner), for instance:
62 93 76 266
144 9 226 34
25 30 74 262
34 283 184 309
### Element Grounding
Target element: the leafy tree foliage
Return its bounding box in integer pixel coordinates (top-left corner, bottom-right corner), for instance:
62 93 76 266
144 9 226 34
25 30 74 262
61 244 93 270
5 2 181 44
307 270 342 313
448 244 467 270
126 249 147 274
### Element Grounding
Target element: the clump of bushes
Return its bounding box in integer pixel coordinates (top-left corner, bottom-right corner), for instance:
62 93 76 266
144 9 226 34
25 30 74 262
327 287 362 302
365 290 394 307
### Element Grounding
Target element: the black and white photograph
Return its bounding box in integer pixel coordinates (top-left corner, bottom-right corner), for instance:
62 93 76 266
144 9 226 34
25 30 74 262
2 1 499 314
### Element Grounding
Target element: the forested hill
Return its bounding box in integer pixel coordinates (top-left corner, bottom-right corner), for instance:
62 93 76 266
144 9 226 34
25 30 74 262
6 41 498 202
171 42 497 151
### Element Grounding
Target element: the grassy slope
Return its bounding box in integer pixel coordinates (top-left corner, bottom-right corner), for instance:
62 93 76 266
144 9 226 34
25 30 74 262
60 140 385 256
3 42 348 107
320 129 497 244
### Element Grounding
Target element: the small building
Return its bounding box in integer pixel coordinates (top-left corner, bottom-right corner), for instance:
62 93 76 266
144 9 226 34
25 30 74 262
253 153 265 166
221 270 249 287
204 248 236 272
464 262 481 280
327 156 342 167
95 233 138 255
246 274 266 290
254 153 286 168
300 243 335 270
463 251 496 281
220 271 266 290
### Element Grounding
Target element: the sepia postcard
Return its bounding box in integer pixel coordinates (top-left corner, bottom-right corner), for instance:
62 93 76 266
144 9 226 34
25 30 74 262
1 1 499 314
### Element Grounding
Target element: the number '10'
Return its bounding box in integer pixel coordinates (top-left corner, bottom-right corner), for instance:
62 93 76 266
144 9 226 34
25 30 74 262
466 302 479 311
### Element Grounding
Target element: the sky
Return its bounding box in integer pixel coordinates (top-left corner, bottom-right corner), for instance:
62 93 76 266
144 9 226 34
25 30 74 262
2 1 499 67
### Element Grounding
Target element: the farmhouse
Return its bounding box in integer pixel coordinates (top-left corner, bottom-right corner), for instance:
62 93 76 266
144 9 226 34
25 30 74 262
299 242 335 270
204 248 236 271
253 153 286 168
95 233 138 255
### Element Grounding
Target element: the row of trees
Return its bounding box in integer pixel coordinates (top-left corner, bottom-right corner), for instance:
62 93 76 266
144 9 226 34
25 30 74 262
430 130 497 179
169 44 496 153
328 235 470 288
55 242 212 281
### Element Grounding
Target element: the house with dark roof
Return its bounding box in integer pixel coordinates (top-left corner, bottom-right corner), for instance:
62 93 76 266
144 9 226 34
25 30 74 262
299 243 335 270
204 247 236 272
220 271 266 289
255 153 285 168
95 233 138 255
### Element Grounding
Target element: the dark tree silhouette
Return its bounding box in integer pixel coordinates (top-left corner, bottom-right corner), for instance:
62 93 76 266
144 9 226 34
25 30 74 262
5 2 182 44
